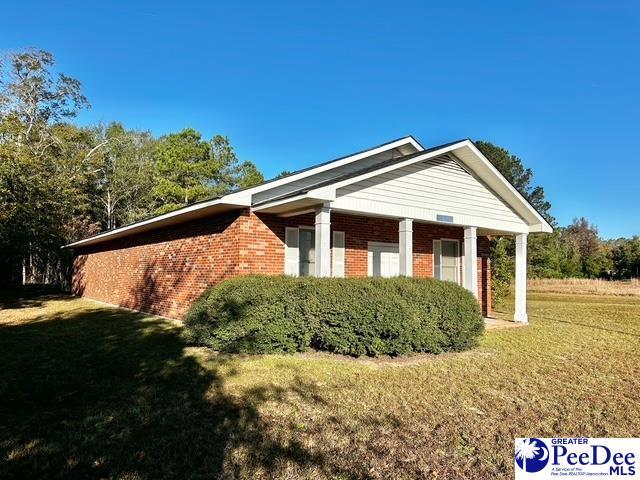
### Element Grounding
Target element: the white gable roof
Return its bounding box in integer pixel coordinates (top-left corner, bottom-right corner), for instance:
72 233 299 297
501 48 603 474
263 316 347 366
65 136 551 248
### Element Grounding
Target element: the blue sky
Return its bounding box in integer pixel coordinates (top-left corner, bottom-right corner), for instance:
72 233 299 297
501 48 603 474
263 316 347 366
2 1 639 238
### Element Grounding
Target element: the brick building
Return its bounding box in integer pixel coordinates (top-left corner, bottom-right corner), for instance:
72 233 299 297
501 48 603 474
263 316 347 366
67 137 552 321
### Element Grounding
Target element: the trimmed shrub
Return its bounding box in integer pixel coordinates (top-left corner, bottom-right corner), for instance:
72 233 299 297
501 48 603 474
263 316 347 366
183 276 312 354
184 276 484 356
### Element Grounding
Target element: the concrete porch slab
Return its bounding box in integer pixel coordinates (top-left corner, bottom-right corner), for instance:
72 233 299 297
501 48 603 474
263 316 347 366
484 317 526 329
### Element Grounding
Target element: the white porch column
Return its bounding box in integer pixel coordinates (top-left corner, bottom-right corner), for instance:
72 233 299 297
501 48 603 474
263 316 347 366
514 233 528 323
314 204 331 277
399 218 413 277
463 226 478 298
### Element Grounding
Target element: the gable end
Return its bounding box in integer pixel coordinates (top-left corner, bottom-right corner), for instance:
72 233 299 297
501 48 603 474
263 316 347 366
332 153 530 233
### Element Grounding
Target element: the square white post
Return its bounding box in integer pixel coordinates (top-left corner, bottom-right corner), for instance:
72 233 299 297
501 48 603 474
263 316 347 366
464 226 478 298
314 204 331 277
514 233 528 323
399 218 413 277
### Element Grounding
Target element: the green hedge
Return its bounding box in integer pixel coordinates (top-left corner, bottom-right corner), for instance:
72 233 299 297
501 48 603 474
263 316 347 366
183 276 484 356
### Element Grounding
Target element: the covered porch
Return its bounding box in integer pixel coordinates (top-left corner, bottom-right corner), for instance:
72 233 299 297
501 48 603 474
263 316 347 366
247 140 549 324
253 202 530 323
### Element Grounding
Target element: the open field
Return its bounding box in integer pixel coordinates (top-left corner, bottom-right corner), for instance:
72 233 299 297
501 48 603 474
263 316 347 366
1 291 639 479
528 277 640 296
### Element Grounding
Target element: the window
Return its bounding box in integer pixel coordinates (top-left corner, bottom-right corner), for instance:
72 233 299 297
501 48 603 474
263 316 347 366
298 228 315 277
368 242 400 278
433 239 460 284
285 227 345 277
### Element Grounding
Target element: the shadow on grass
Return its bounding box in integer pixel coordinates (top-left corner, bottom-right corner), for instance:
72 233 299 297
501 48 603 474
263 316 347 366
0 294 335 479
0 285 65 310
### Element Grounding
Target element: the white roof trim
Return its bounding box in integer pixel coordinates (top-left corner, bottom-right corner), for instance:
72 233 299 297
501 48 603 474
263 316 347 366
252 193 309 211
64 196 250 248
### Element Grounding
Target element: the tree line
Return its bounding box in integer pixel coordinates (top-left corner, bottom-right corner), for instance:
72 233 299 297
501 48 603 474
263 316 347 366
1 49 638 294
476 142 640 301
0 50 262 287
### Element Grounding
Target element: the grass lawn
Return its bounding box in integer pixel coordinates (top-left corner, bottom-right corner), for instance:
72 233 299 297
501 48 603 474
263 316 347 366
1 291 639 479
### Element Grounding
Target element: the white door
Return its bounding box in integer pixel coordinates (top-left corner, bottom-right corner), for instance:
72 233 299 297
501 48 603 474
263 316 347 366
368 243 400 278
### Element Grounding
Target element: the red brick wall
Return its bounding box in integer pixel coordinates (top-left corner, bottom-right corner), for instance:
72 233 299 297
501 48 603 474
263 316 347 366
478 236 492 316
72 208 492 319
72 212 242 319
247 212 491 315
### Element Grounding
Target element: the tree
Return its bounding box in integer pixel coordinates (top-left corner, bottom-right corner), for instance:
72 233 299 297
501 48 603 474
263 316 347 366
152 128 217 214
611 237 640 279
235 158 264 189
557 228 583 277
565 217 599 258
0 48 268 288
564 217 607 277
0 50 92 286
208 135 263 192
152 129 263 214
475 141 554 225
490 237 514 304
275 170 293 179
527 231 564 278
89 123 156 229
0 49 88 156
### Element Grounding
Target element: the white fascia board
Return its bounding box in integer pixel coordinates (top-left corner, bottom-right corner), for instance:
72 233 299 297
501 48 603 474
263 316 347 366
252 187 336 212
223 190 253 205
64 196 250 248
252 194 309 211
528 223 552 233
305 187 336 201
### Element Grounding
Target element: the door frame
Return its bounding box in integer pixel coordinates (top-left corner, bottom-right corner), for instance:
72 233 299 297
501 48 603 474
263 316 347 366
434 238 461 285
298 226 316 277
367 241 400 278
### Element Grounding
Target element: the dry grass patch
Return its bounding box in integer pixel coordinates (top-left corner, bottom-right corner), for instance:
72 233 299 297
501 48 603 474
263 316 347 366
528 277 640 296
1 290 639 479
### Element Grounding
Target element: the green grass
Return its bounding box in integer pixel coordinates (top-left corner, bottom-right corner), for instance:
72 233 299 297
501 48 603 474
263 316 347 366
1 290 639 479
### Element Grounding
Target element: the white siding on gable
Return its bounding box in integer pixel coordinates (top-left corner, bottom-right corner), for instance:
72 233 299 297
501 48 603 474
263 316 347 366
333 154 529 233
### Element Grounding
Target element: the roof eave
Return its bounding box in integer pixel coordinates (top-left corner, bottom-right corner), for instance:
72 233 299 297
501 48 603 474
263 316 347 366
529 223 554 234
63 196 251 249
